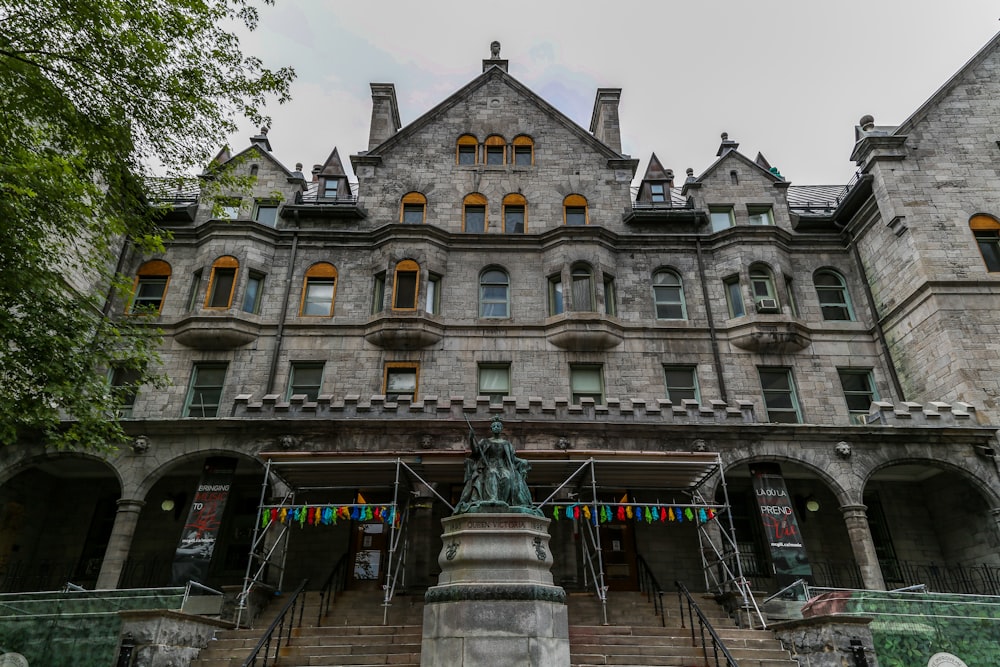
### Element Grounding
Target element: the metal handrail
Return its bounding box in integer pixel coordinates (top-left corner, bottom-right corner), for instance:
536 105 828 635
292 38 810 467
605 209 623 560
763 578 809 604
317 554 348 627
635 555 666 627
675 580 740 667
241 578 308 667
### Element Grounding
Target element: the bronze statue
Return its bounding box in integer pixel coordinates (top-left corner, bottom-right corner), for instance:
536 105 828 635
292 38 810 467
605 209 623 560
455 416 539 515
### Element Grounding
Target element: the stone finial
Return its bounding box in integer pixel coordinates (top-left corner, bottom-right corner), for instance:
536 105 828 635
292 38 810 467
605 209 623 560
295 162 302 171
859 115 875 131
686 168 694 178
260 126 269 135
490 41 501 59
835 441 852 459
721 132 728 141
130 435 150 454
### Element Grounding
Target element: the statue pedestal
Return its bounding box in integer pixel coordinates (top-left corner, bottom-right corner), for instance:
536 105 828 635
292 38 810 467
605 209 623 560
421 512 569 667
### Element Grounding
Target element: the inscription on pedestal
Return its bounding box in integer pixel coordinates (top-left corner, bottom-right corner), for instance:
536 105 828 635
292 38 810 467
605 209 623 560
463 519 527 529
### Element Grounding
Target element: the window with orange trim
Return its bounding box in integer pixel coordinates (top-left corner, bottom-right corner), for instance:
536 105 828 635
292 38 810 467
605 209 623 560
129 259 171 314
971 214 1000 271
563 194 588 226
400 192 427 224
384 362 419 401
300 262 338 316
484 135 506 165
463 193 488 233
502 193 526 234
205 256 239 308
456 134 478 165
513 136 534 166
393 259 420 310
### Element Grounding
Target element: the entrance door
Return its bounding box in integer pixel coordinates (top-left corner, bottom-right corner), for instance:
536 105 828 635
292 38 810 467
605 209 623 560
599 521 638 591
349 520 388 590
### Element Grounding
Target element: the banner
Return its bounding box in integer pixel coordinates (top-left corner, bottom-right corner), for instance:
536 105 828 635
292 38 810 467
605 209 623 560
171 456 238 585
749 463 813 588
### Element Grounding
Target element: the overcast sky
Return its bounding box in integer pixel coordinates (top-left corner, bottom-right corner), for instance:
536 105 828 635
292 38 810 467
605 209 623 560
232 1 999 186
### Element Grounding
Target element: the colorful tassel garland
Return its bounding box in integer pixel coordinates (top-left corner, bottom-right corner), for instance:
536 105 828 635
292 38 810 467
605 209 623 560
617 506 626 520
698 508 708 523
553 506 561 520
684 507 694 521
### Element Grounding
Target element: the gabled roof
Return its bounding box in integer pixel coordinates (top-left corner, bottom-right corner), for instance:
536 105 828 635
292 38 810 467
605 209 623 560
317 147 348 178
895 31 1000 136
361 65 627 161
641 152 672 181
695 147 786 185
222 143 299 180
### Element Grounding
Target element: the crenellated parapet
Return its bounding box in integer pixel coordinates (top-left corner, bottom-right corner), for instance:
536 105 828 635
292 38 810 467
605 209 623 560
233 393 758 424
863 401 983 427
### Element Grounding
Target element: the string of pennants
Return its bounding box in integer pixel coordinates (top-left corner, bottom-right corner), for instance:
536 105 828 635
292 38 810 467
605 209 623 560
261 504 398 529
551 504 717 526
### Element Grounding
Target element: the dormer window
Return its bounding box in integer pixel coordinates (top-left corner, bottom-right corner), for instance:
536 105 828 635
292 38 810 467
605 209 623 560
485 135 505 165
323 178 339 199
650 183 665 203
457 135 478 165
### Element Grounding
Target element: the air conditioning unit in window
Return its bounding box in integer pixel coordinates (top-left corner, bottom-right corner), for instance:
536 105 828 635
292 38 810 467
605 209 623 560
755 298 779 313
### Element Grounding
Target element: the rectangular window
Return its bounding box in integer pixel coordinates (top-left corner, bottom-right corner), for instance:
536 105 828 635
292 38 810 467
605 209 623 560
650 183 665 202
975 231 1000 271
603 275 617 316
838 369 878 424
184 363 228 417
206 267 237 308
371 272 386 314
402 204 425 224
479 364 510 405
514 145 532 166
384 363 418 401
709 207 734 232
465 205 486 233
570 365 604 404
323 179 339 199
130 277 168 314
393 270 418 309
217 198 241 220
548 276 564 315
254 201 279 227
664 366 699 404
302 278 335 316
426 273 441 314
724 275 745 317
504 205 525 234
458 144 476 165
565 207 587 226
110 366 141 419
747 206 774 225
288 362 324 401
242 271 265 314
758 367 801 423
186 270 202 312
784 275 799 317
486 145 504 165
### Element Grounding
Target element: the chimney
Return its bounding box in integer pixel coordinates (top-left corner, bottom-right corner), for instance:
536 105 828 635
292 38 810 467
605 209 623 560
368 83 401 151
311 164 322 182
589 89 622 153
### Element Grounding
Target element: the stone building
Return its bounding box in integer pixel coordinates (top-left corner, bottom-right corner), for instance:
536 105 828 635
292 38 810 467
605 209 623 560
1 37 998 620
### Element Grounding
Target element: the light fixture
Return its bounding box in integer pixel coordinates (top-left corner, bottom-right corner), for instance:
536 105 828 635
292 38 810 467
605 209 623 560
805 498 820 513
161 498 175 512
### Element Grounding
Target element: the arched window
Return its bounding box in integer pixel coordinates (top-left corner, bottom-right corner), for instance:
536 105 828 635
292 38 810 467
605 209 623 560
300 262 337 316
502 193 526 234
400 192 427 224
484 135 506 165
814 270 854 320
652 270 686 320
130 259 171 314
393 259 420 310
970 214 1000 271
205 256 239 308
513 135 534 166
749 264 778 313
564 194 588 226
456 134 478 165
479 268 510 318
463 193 488 233
571 264 595 311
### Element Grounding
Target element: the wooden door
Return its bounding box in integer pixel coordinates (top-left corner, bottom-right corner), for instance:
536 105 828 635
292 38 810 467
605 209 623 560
349 520 389 590
599 521 638 591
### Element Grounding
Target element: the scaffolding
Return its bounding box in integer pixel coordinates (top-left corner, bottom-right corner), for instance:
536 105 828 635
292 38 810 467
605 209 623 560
237 449 755 626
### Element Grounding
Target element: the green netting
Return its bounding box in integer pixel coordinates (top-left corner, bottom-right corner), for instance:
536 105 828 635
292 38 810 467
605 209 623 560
841 591 1000 667
0 588 185 666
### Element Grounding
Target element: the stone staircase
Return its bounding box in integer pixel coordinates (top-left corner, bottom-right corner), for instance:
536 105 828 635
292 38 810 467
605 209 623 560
189 588 796 667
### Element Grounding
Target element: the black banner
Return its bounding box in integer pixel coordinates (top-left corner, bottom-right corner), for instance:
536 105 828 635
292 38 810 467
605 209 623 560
171 456 238 585
749 463 813 588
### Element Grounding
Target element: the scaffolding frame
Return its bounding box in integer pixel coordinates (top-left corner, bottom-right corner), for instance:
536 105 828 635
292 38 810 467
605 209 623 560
238 450 751 626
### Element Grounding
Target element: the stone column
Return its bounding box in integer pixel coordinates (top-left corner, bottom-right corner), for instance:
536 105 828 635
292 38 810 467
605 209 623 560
96 498 146 589
991 508 1000 554
839 504 885 591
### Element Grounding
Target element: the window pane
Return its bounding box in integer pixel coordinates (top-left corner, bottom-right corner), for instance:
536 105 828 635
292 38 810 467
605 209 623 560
571 366 603 404
323 180 338 198
386 368 417 400
653 272 684 319
710 209 733 232
290 364 323 401
504 206 525 234
255 205 278 226
603 277 616 315
664 367 698 403
650 184 665 202
132 278 167 313
748 208 773 225
111 366 141 418
549 278 564 315
726 279 745 317
208 268 236 307
479 366 510 392
759 369 800 423
572 269 594 311
465 206 486 233
243 274 264 313
403 204 424 224
185 365 227 417
565 207 586 226
458 146 476 165
394 271 417 308
839 370 877 415
426 275 440 314
303 279 335 315
486 146 504 165
976 233 1000 271
514 146 532 166
371 273 385 314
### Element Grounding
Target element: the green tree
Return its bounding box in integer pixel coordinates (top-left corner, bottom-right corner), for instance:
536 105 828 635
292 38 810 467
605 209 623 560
0 0 294 448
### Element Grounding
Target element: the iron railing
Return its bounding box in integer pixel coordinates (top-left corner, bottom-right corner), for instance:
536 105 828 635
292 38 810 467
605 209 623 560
316 553 349 627
675 580 739 667
635 555 666 627
241 578 308 667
